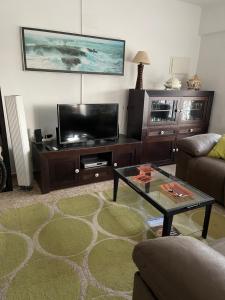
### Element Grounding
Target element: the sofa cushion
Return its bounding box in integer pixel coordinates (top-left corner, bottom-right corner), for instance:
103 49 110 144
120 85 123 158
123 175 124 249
208 135 225 159
187 156 225 205
212 238 225 256
177 133 221 157
133 236 225 300
133 272 156 300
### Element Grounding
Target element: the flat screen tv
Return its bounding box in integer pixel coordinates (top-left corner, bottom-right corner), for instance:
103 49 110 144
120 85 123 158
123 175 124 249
57 104 119 144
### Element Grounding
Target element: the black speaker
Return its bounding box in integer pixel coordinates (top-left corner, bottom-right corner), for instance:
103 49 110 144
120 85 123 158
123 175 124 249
56 127 60 146
34 129 43 144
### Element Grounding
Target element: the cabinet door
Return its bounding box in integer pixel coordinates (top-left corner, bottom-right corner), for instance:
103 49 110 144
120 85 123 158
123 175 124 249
148 97 179 126
142 140 175 165
49 155 79 189
178 97 208 125
113 145 136 168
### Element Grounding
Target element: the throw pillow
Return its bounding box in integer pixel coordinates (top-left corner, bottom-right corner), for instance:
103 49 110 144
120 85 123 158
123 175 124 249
208 135 225 159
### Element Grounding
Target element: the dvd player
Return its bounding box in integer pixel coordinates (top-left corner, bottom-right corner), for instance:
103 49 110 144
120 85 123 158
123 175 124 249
81 157 108 169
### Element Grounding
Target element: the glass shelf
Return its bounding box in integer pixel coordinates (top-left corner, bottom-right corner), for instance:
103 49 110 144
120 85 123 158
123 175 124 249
181 110 203 121
181 99 205 121
152 109 171 112
151 99 177 123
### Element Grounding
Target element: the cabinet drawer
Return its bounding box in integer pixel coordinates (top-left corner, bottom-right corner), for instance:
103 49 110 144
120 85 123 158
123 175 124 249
147 128 176 137
79 167 112 184
178 127 204 135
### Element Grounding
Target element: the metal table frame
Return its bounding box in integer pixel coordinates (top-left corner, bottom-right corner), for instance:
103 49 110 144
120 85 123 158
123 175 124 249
113 166 214 238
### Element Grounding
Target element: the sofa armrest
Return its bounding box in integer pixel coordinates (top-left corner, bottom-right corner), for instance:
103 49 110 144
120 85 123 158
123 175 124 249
177 133 221 157
133 236 225 300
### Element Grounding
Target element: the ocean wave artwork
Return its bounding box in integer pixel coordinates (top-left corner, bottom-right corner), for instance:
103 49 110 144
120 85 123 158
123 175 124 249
22 28 125 75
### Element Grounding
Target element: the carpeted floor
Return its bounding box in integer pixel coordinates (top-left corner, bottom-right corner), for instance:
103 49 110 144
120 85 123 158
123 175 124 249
0 172 225 299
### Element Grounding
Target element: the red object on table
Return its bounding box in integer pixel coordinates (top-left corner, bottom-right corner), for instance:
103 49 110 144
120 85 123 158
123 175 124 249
132 174 152 184
138 165 154 176
160 182 193 198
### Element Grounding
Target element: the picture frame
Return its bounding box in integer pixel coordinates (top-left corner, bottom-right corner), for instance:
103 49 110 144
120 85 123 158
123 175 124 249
21 27 125 76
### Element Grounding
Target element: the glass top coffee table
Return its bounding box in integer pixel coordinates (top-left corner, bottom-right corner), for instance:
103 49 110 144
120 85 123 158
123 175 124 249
113 164 214 238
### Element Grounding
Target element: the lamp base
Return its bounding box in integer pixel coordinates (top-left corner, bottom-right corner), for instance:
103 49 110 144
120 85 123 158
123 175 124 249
135 63 144 90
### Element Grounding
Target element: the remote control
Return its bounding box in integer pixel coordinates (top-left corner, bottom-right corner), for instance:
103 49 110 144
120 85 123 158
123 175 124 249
45 145 52 151
45 145 58 151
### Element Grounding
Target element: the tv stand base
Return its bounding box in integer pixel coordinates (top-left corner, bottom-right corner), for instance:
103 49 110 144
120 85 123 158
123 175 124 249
32 134 141 194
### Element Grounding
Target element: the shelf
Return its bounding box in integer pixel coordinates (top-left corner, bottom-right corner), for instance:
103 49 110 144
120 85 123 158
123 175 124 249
81 165 110 171
80 152 112 169
182 109 202 111
151 119 176 123
151 109 172 112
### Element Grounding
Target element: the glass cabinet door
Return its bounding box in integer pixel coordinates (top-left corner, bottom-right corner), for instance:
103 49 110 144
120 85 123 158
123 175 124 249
180 98 207 123
150 98 178 125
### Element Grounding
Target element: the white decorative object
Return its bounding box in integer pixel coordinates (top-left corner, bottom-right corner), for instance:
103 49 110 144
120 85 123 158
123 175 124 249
164 77 182 90
5 95 32 188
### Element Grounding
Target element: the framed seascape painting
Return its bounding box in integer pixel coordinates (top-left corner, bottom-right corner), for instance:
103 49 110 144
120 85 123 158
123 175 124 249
21 27 125 75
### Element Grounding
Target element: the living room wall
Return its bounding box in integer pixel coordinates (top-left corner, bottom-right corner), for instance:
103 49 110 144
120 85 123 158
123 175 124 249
197 3 225 134
0 0 201 138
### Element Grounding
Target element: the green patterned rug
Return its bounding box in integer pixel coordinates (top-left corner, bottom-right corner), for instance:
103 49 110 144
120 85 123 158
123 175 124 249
0 185 225 299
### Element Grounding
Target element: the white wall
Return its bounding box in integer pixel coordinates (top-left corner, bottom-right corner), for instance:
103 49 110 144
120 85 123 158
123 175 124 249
200 3 225 35
0 0 201 137
197 3 225 133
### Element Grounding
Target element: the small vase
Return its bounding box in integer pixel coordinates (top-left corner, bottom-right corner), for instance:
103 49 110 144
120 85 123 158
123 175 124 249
187 75 201 90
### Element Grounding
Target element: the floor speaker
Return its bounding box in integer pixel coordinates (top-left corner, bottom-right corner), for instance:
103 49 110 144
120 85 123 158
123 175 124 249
5 95 32 189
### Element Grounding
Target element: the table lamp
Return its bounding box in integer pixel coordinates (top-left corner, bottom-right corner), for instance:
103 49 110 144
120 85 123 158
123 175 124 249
132 51 150 90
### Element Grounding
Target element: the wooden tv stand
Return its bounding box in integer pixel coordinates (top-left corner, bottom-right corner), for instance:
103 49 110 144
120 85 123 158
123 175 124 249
32 135 141 194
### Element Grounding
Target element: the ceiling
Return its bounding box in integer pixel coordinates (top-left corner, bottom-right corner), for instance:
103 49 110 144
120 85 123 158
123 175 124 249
178 0 225 6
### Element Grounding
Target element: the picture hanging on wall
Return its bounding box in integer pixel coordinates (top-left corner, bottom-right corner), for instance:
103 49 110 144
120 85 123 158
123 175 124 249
21 27 125 75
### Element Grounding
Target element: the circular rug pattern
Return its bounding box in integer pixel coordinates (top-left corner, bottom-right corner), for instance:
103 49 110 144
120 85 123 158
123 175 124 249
0 203 49 237
39 217 93 256
0 232 27 278
104 187 141 206
191 210 225 239
6 255 81 299
88 239 136 291
98 297 126 300
97 205 145 237
142 201 161 217
57 194 100 217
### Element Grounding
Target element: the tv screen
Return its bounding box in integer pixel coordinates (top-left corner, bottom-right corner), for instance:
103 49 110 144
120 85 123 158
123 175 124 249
57 104 119 144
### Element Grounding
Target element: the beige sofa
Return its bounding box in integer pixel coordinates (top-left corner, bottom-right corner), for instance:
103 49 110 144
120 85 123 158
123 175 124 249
132 236 225 300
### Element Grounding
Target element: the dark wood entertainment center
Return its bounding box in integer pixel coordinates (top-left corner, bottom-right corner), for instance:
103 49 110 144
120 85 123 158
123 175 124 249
32 135 141 194
127 89 214 165
32 89 214 194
